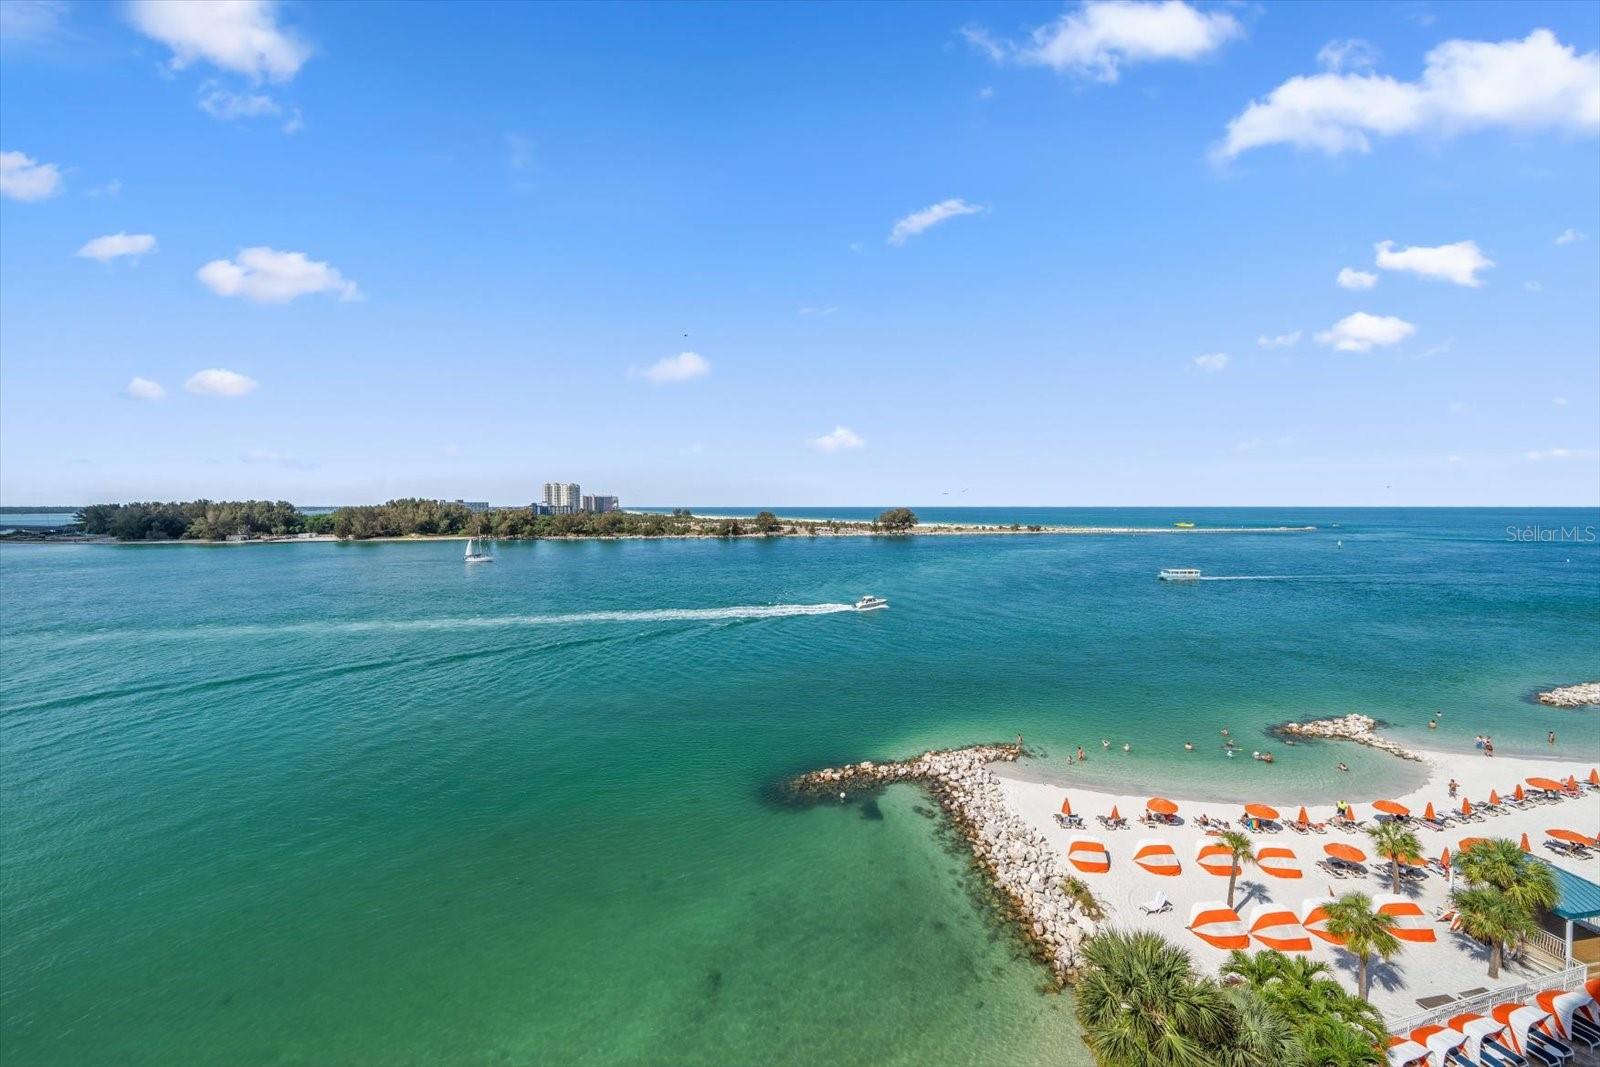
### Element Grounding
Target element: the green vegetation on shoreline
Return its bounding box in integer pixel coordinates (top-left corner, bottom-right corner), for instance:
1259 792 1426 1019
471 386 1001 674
62 500 923 542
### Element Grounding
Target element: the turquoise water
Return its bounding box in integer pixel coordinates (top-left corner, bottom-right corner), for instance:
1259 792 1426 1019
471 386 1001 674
2 508 1597 1065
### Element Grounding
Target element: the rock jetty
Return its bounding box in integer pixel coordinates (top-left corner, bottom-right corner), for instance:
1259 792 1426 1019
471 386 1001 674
791 744 1091 983
1278 713 1422 761
1538 682 1600 708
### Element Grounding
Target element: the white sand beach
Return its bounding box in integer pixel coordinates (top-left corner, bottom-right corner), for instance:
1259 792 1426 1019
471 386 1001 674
994 745 1600 1020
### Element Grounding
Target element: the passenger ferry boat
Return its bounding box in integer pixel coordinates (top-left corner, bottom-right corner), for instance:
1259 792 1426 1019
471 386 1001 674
854 595 889 611
1157 568 1201 581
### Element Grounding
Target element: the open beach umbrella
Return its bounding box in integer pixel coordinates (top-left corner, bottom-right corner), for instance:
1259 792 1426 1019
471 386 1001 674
1548 828 1598 846
1132 838 1181 876
1255 845 1303 879
1146 797 1178 816
1519 832 1531 853
1245 903 1312 953
1373 800 1409 817
1059 797 1073 816
1187 901 1250 950
1526 776 1564 792
1459 837 1487 851
1067 835 1111 874
1243 802 1279 821
1295 806 1310 826
1195 839 1242 876
1513 784 1526 802
1299 897 1344 945
1324 842 1366 864
1374 893 1436 943
1423 802 1437 821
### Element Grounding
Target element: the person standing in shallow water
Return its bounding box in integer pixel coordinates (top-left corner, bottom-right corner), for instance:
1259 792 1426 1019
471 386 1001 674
1548 730 1557 746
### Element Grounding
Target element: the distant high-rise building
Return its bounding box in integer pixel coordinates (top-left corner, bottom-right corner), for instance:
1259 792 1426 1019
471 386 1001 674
582 495 620 514
443 499 490 513
542 482 581 514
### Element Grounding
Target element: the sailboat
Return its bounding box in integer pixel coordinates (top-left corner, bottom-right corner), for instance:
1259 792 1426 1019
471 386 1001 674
464 536 493 564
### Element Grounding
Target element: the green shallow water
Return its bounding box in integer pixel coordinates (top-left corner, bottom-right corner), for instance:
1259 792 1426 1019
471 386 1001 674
2 508 1597 1064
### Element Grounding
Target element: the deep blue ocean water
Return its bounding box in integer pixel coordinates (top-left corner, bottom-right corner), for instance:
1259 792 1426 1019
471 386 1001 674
2 508 1596 1064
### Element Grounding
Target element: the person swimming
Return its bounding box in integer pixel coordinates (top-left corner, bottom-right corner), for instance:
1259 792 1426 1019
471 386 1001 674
1184 741 1194 751
1336 762 1349 772
1122 742 1131 753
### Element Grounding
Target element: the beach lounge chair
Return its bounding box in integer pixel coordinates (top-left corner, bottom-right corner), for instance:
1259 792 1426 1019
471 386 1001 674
1386 1036 1431 1067
1408 1025 1470 1067
1538 989 1600 1051
1138 892 1171 915
1492 1002 1573 1066
1447 1012 1519 1067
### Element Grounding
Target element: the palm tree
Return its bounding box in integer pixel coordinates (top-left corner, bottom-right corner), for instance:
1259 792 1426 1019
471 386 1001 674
1452 886 1536 979
1216 829 1256 909
1322 892 1402 1001
1214 985 1302 1067
1366 821 1424 894
1075 930 1232 1067
1300 1017 1384 1067
1454 837 1558 954
1220 948 1288 988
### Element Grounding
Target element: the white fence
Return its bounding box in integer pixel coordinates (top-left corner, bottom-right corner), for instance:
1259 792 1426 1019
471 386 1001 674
1387 963 1589 1035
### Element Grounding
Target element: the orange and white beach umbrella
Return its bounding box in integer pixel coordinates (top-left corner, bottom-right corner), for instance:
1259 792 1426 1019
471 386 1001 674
1373 799 1409 817
1243 803 1279 821
1548 828 1598 846
1255 845 1303 879
1195 839 1241 876
1132 838 1181 877
1374 893 1436 943
1323 841 1367 864
1067 835 1110 874
1146 797 1178 816
1299 897 1344 945
1059 797 1072 816
1187 901 1249 951
1245 903 1311 953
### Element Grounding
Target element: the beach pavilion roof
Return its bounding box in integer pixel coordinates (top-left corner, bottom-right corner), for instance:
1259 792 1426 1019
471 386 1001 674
1543 860 1600 923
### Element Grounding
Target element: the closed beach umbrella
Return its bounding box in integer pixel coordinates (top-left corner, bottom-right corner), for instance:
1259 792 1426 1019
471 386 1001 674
1526 776 1563 793
1440 846 1451 871
1373 800 1410 817
1488 790 1501 806
1519 832 1531 853
1424 802 1437 821
1146 797 1178 816
1513 784 1526 802
1244 802 1279 821
1461 798 1473 816
1589 768 1599 786
1548 828 1597 846
1295 806 1310 826
1060 797 1073 816
1565 775 1578 791
1324 842 1366 864
1108 805 1120 821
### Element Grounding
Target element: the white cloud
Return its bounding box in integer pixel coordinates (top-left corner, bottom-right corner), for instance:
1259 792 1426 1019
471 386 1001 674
809 426 864 452
0 0 66 44
888 198 985 245
76 232 157 262
1316 312 1416 352
1193 352 1229 372
798 305 840 316
185 368 259 397
977 86 996 100
124 376 166 401
641 351 710 384
197 247 361 303
1217 30 1600 159
1375 239 1493 287
128 0 309 81
0 149 62 200
1337 267 1378 290
1317 38 1380 73
964 1 1242 83
1524 447 1597 461
1256 330 1301 348
199 84 277 118
1555 228 1586 245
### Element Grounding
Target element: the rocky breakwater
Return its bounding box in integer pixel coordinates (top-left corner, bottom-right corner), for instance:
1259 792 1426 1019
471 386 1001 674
1538 682 1600 708
1278 713 1422 761
790 743 1091 983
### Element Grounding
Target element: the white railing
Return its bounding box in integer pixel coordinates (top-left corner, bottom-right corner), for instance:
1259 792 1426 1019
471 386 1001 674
1525 927 1568 963
1387 963 1589 1034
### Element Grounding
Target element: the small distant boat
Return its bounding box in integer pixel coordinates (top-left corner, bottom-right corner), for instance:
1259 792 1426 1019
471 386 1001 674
854 595 888 611
464 537 494 564
1174 521 1195 528
1158 568 1201 581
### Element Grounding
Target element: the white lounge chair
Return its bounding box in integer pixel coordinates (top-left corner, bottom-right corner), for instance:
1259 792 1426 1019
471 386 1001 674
1139 892 1172 915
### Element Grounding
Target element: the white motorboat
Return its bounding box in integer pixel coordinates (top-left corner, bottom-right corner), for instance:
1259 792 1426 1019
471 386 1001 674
1157 568 1201 581
464 537 494 563
854 595 888 611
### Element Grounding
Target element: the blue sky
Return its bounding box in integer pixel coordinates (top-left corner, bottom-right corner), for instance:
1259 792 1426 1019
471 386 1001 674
1 0 1597 506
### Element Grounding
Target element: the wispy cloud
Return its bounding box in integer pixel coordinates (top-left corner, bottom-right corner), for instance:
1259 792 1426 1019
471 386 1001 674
1316 312 1416 352
185 368 259 397
0 149 62 200
640 351 710 384
197 247 361 303
1193 352 1229 372
798 305 840 317
128 0 310 81
77 232 157 262
1216 30 1599 159
0 0 67 45
1256 330 1301 348
1317 38 1380 73
1337 267 1378 290
809 426 864 452
1375 239 1493 287
964 1 1242 83
1555 228 1586 245
1524 447 1597 461
124 376 166 401
888 198 985 245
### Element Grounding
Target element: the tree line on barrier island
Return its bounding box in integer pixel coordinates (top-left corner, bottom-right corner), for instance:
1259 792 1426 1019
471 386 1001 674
71 500 921 541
